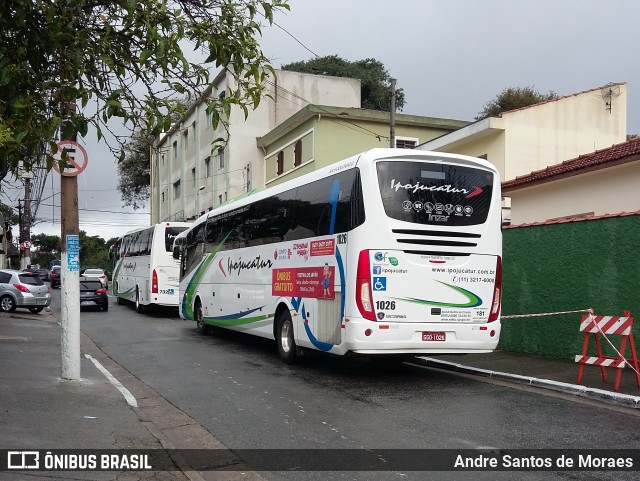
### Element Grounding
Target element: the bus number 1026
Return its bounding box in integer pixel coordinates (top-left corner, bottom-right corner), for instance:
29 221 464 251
375 300 396 310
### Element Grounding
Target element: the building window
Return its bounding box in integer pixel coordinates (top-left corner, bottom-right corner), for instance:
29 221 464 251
294 140 302 167
191 167 196 189
161 154 165 166
161 192 165 202
205 156 211 177
218 148 225 170
183 129 188 147
395 137 418 149
173 180 181 199
172 141 178 158
276 151 284 175
218 194 223 205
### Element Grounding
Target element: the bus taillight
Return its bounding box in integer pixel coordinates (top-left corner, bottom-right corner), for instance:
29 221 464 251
356 250 375 321
488 257 502 322
152 269 158 294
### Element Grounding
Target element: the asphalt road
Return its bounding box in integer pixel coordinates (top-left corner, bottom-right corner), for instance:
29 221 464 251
60 289 640 481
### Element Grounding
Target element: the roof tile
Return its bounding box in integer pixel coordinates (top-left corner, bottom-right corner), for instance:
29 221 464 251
502 138 640 190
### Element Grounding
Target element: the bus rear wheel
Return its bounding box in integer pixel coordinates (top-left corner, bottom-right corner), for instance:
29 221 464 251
195 300 209 335
276 310 298 364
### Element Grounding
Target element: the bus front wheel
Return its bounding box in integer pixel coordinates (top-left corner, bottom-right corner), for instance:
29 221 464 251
195 300 209 335
276 310 298 364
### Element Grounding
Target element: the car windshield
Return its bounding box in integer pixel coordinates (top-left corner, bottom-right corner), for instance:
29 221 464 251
80 280 103 290
19 274 44 286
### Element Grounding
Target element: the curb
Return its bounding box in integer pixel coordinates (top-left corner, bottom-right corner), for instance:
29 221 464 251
410 356 640 409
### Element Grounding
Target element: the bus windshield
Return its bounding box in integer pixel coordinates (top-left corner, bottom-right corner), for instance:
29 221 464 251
376 161 494 226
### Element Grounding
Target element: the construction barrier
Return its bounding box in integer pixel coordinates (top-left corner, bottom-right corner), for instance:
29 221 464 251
575 310 640 391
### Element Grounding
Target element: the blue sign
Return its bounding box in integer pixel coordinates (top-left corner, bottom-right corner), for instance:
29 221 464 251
373 265 381 275
373 277 387 291
67 235 80 272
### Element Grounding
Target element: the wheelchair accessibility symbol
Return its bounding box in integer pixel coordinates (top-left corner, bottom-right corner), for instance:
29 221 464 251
373 277 387 291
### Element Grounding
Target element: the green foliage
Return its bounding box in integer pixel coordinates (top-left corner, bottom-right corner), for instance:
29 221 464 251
31 233 60 253
30 233 61 267
282 55 405 111
0 203 19 226
0 0 290 174
79 231 109 271
476 86 558 120
118 132 152 209
117 97 190 209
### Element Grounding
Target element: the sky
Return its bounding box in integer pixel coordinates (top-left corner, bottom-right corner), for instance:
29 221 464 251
10 0 640 242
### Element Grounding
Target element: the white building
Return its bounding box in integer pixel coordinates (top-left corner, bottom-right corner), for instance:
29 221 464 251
150 69 361 223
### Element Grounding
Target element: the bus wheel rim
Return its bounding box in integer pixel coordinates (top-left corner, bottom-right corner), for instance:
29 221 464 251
281 320 292 353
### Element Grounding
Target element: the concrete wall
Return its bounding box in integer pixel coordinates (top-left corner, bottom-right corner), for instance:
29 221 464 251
502 86 627 180
500 214 640 359
508 161 640 224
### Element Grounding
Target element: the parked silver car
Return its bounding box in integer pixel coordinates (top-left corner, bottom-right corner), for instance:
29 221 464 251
0 269 52 313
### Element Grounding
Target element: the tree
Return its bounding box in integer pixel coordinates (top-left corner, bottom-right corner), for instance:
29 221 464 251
79 231 109 271
30 233 61 267
117 132 153 209
0 0 290 175
282 55 405 111
476 86 558 120
117 98 190 209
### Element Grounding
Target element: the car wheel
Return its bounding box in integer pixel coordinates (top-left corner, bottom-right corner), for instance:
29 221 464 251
276 310 298 364
0 295 16 313
28 307 44 314
116 295 124 305
135 289 145 313
102 304 109 312
195 300 209 334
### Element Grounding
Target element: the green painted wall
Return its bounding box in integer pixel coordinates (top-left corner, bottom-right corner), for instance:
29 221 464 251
500 215 640 360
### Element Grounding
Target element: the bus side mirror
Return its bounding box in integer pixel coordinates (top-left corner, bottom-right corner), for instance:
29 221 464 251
173 246 180 259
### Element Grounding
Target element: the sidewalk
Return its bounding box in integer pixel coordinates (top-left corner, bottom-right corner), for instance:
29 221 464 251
411 351 640 409
0 309 264 481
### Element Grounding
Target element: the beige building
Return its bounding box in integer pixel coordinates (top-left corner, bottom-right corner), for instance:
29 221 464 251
502 138 640 225
256 105 469 187
150 69 361 223
416 83 627 183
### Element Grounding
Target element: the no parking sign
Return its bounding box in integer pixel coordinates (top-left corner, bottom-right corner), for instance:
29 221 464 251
51 140 89 177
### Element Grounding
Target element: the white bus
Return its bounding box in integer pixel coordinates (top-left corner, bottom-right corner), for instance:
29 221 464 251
111 222 191 312
178 148 502 363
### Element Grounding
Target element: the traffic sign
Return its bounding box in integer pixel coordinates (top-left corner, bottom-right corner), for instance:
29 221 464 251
51 140 89 177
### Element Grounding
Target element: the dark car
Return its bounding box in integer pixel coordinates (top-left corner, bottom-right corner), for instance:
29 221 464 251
50 266 61 288
23 266 49 281
80 276 109 311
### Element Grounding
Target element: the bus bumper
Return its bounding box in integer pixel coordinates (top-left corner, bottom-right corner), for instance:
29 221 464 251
343 318 501 354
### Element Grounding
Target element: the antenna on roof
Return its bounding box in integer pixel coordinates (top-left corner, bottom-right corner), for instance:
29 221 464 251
598 83 621 114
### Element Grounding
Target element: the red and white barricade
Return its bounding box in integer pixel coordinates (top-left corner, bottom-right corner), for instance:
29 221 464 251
575 310 640 391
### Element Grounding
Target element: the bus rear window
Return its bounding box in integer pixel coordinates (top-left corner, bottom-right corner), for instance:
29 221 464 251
376 161 493 226
165 227 188 252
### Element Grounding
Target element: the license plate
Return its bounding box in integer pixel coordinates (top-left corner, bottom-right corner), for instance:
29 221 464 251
422 331 446 341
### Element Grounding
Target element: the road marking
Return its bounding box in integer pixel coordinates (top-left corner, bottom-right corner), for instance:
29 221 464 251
84 353 138 407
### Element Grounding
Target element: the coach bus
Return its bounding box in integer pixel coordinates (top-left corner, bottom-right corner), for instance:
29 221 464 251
111 222 191 312
178 148 502 363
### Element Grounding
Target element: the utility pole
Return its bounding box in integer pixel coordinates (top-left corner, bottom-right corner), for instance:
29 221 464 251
390 77 396 148
21 172 33 269
56 43 82 379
